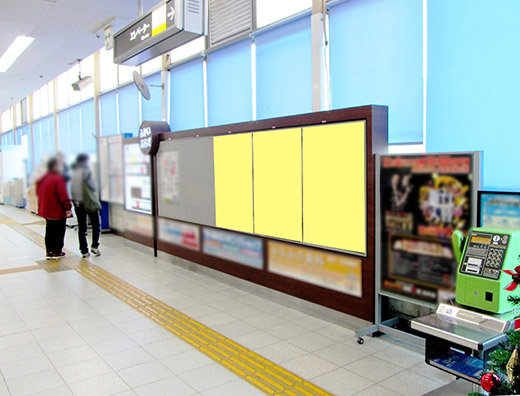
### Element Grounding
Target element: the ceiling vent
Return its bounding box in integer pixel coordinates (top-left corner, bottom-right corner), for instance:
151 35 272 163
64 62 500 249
209 0 253 47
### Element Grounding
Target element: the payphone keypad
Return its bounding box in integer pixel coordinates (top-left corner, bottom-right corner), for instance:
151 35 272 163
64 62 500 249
460 232 510 280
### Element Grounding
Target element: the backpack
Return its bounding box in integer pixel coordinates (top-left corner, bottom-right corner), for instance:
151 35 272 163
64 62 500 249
83 170 101 213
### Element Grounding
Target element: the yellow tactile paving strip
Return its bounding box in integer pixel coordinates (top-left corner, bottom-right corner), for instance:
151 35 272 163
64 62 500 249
1 213 334 396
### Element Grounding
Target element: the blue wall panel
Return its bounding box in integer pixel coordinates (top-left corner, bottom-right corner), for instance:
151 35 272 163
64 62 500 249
100 91 118 136
67 105 81 155
32 121 43 167
256 17 312 120
41 116 55 157
330 0 423 144
58 110 70 158
118 84 140 137
81 100 96 154
426 0 520 190
142 73 163 122
207 40 252 126
170 59 205 131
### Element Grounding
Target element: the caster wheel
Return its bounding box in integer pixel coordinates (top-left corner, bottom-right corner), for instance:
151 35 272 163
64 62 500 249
357 337 364 345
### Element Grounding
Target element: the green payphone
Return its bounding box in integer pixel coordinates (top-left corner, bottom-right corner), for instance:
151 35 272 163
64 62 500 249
453 228 520 313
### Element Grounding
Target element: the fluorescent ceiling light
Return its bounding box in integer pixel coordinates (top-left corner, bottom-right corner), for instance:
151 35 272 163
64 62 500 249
0 36 35 73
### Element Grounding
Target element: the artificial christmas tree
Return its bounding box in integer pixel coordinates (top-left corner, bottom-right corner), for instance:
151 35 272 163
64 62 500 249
470 293 520 395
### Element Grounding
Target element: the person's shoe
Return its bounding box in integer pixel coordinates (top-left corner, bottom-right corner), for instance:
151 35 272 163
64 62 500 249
53 252 66 259
91 248 101 256
82 252 90 258
46 253 54 260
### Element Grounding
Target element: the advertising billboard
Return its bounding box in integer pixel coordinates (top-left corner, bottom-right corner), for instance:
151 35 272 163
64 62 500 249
268 241 362 297
380 153 479 303
202 228 263 269
158 218 199 251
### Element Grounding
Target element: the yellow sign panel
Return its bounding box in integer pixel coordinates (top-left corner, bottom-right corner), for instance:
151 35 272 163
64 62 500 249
152 4 167 36
253 128 302 242
268 241 362 297
302 121 366 254
213 133 254 233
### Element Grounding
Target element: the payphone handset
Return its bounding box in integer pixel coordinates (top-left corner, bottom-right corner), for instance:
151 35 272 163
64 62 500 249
454 228 520 313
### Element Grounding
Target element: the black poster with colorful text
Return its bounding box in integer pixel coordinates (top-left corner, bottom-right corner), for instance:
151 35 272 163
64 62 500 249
380 153 478 303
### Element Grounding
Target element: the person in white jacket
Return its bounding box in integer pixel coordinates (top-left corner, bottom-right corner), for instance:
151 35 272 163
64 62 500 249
70 153 100 258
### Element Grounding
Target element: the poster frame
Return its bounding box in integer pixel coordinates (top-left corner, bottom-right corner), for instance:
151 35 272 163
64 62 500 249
356 151 481 345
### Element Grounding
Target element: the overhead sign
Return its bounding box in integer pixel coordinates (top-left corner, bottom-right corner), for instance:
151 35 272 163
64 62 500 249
113 0 204 66
120 1 175 50
104 26 114 50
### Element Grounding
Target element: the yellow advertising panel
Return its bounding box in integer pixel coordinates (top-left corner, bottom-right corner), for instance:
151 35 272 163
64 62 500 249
213 133 254 233
268 241 362 297
302 121 366 254
253 129 302 241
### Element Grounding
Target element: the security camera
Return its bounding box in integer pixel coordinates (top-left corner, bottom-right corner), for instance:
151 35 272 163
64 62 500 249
71 75 93 91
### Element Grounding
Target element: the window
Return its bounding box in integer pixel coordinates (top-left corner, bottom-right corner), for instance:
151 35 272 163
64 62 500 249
329 0 423 143
170 37 205 64
33 89 41 120
40 84 49 117
66 105 81 157
427 0 520 190
99 48 118 92
1 131 14 147
56 71 69 110
32 119 43 166
141 73 163 121
47 81 55 114
100 91 118 136
80 55 95 101
80 99 96 154
255 0 311 28
141 56 162 76
169 58 205 131
58 110 70 157
207 40 253 126
118 64 139 85
40 115 55 158
15 103 22 127
256 17 312 119
68 64 82 105
1 108 14 132
118 83 140 136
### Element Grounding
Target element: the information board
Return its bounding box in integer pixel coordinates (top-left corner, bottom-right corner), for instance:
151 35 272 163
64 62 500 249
478 191 520 230
380 153 479 303
108 135 125 204
124 143 151 214
99 138 110 202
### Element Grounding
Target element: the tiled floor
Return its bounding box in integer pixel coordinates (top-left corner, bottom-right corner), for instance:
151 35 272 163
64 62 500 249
0 205 458 396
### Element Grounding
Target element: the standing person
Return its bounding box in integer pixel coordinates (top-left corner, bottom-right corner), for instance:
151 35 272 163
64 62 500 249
70 154 101 258
56 152 70 182
36 157 72 260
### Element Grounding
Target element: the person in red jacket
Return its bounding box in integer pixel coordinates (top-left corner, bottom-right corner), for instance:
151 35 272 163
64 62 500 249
36 157 72 260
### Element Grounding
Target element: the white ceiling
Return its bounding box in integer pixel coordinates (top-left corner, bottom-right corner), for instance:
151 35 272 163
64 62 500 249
0 0 159 113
